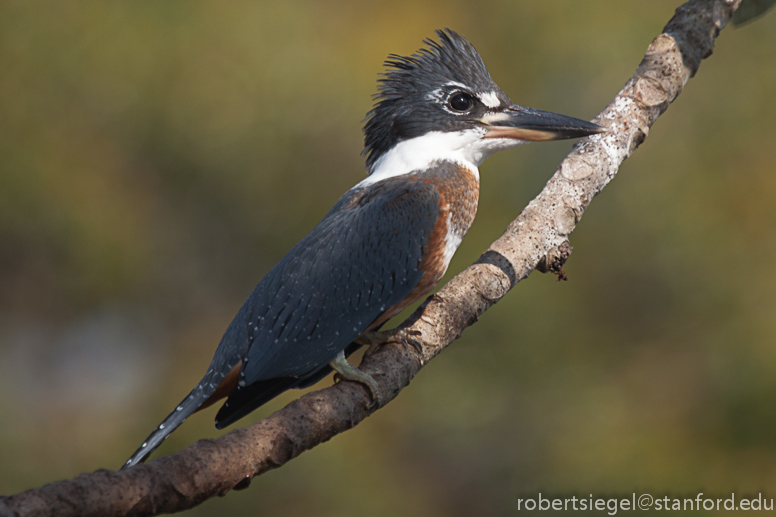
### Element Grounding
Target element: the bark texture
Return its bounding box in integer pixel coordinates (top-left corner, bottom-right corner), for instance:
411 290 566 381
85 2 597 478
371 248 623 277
0 1 743 515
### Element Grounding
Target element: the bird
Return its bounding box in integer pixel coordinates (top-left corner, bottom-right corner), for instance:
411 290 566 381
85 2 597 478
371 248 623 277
122 29 604 469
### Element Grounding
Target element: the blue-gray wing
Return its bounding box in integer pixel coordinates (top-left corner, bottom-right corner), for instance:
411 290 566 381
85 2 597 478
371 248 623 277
213 176 440 387
122 177 442 467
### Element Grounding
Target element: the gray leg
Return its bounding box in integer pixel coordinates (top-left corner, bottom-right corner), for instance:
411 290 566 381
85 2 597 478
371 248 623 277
329 350 380 407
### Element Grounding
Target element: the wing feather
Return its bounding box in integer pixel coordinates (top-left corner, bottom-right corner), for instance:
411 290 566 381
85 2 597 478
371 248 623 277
210 177 440 391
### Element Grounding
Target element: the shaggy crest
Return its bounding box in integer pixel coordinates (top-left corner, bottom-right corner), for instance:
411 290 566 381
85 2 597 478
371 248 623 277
363 29 505 171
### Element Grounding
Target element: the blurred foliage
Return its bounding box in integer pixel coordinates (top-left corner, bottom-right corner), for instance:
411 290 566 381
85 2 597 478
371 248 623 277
1 1 775 515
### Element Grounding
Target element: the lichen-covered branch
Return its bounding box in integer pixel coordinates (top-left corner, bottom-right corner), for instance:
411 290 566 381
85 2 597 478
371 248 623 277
0 1 743 515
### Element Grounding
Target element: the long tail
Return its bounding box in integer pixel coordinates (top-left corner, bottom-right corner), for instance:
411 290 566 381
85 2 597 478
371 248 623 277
123 342 362 467
121 381 214 469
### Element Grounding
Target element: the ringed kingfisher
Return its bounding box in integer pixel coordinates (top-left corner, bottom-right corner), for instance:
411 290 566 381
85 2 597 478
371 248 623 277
122 29 603 469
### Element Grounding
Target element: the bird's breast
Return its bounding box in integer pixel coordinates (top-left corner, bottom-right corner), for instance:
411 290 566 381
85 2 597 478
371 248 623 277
418 161 480 280
369 161 479 328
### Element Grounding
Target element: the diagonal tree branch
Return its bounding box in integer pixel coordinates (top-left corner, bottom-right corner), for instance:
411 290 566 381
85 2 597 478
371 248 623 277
0 1 744 515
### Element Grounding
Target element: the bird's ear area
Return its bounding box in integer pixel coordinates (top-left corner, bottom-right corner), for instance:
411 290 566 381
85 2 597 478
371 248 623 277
480 106 606 141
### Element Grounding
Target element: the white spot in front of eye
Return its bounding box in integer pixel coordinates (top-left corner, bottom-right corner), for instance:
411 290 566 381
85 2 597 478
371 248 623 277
479 91 500 108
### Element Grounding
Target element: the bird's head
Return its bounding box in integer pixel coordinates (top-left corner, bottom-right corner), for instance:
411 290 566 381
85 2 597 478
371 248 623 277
363 29 604 177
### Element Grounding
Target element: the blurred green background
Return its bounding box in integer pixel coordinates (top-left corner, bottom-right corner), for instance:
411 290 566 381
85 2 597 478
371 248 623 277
1 1 775 515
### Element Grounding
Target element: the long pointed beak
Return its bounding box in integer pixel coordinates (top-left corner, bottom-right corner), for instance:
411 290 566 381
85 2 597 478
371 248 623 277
481 105 606 141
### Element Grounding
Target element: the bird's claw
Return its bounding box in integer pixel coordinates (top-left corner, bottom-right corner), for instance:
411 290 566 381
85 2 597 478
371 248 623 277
357 328 424 357
400 329 424 353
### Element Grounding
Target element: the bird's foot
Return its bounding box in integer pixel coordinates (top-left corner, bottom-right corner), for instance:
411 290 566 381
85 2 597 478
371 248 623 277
356 328 423 357
329 350 381 408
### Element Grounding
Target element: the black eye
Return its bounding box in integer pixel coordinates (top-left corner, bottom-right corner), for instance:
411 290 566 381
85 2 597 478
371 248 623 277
449 92 473 112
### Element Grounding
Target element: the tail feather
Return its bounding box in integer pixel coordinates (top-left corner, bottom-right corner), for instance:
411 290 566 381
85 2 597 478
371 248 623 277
214 376 304 430
121 382 212 469
214 362 337 429
124 343 364 467
214 342 363 429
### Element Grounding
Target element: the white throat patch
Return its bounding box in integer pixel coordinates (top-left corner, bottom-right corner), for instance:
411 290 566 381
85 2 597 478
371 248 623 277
357 130 525 188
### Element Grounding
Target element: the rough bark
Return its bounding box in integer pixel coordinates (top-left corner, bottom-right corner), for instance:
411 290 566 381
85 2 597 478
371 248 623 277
0 1 744 515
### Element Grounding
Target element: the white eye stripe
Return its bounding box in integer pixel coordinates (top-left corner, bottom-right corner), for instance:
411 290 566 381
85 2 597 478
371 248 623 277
429 87 502 112
427 83 472 103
